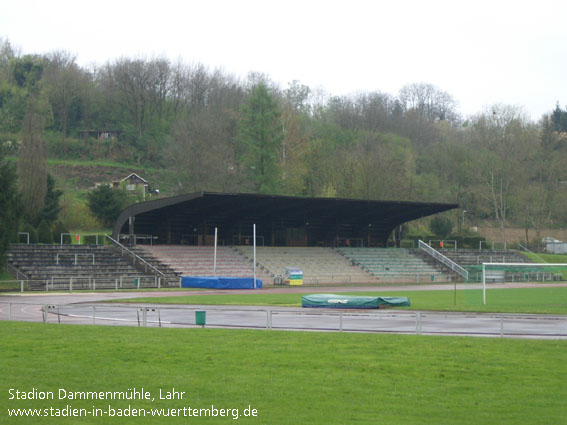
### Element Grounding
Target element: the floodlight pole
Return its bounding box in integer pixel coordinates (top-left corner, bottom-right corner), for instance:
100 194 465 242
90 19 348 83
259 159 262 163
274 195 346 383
253 224 257 289
213 227 218 276
482 263 486 305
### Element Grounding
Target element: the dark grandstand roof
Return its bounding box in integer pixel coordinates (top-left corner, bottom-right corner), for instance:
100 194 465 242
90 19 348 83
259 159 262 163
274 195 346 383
113 191 458 247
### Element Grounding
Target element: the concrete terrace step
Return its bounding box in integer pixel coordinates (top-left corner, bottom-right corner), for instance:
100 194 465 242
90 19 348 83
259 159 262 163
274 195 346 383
235 246 378 284
7 244 165 288
337 247 451 281
137 245 273 284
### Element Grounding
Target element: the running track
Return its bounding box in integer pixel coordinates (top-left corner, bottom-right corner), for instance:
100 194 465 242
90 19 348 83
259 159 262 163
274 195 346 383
1 284 566 339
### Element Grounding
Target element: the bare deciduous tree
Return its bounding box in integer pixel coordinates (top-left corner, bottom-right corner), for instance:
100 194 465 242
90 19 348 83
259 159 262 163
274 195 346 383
18 97 47 224
398 82 460 124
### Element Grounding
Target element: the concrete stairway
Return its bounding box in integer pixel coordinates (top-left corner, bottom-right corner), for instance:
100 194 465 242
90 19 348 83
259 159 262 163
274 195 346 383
137 245 274 284
235 246 378 284
438 249 532 266
7 244 157 290
338 247 452 282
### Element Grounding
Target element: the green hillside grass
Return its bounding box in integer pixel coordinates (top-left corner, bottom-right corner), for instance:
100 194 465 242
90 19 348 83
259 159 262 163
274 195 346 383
521 251 567 264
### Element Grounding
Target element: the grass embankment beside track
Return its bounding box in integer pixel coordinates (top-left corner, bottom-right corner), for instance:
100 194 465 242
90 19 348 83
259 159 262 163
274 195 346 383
120 286 567 315
521 252 567 263
1 321 566 425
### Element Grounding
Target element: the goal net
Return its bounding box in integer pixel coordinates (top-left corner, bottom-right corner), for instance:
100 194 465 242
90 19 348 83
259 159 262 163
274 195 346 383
465 262 567 284
477 262 567 304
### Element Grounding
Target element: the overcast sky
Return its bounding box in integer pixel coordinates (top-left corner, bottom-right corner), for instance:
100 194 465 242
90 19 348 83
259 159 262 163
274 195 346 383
2 0 566 120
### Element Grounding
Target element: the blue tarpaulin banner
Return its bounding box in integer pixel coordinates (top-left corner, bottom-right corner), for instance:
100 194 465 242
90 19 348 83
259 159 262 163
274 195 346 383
181 276 262 289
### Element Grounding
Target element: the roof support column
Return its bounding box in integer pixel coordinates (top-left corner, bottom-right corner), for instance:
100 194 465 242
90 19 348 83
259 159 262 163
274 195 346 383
128 216 135 246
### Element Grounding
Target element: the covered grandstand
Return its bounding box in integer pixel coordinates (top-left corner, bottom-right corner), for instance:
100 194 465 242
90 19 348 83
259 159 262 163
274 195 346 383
111 192 459 285
113 192 458 248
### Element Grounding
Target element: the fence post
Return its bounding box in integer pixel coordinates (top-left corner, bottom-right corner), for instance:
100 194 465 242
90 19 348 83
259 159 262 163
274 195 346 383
43 305 48 323
92 305 96 325
8 302 12 320
416 312 421 335
70 278 73 292
115 279 118 291
142 308 147 327
500 317 504 337
339 311 343 332
20 280 24 293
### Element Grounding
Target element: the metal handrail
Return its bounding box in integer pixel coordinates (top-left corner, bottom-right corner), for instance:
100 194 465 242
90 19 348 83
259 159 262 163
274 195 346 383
418 240 469 280
104 235 165 278
6 262 27 280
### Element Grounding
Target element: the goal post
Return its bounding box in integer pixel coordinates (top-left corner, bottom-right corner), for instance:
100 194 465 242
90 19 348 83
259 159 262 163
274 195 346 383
481 262 567 304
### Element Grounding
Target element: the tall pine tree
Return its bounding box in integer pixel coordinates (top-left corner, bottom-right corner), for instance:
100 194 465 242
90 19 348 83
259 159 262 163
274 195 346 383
37 174 62 225
237 82 283 194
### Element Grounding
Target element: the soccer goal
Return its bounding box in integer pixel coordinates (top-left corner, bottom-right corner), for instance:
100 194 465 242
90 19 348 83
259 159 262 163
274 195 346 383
480 262 567 304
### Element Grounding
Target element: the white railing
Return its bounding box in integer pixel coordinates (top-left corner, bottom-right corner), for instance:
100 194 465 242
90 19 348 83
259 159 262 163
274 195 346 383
2 302 565 338
0 275 170 292
105 235 166 279
56 253 95 265
479 241 507 251
418 240 469 280
118 234 158 245
6 263 27 280
58 233 109 245
428 239 458 250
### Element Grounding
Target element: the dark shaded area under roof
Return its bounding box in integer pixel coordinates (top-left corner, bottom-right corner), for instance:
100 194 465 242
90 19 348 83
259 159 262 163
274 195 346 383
113 192 458 247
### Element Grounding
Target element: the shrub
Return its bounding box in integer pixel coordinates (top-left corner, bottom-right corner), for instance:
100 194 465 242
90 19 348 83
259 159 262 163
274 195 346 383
20 222 38 244
37 220 53 244
52 221 70 244
430 216 453 239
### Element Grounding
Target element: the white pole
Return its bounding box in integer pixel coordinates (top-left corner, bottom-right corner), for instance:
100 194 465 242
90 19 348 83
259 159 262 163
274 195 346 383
482 263 486 305
214 227 218 276
253 224 257 289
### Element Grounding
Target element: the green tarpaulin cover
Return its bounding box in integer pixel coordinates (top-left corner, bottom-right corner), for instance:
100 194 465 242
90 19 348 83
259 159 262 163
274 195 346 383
302 294 410 309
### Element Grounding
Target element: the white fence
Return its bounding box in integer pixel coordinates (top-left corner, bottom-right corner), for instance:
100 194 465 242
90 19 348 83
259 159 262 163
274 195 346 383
0 275 175 292
1 302 565 339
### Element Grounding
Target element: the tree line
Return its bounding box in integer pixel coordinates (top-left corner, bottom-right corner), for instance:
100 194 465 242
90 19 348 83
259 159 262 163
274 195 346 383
1 37 567 257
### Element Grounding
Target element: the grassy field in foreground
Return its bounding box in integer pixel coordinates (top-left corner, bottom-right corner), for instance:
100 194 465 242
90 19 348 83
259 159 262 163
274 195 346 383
121 286 567 314
1 322 566 425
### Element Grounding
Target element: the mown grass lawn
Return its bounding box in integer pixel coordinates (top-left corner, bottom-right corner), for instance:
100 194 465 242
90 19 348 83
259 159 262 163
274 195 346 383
1 322 565 425
0 272 20 292
521 251 567 264
121 286 567 315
